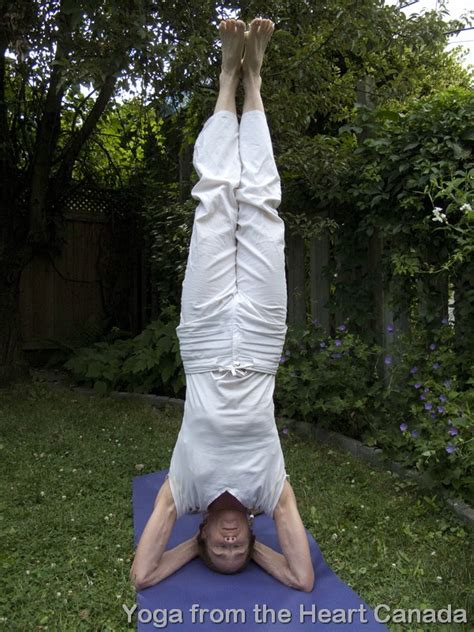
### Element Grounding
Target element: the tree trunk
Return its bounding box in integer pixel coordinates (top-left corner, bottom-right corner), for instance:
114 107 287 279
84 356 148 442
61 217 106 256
0 262 30 384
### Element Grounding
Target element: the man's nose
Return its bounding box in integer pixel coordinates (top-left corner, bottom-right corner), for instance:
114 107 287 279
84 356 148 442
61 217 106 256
224 535 236 543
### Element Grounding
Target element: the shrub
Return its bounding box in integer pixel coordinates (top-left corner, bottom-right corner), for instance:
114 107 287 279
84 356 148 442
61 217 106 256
275 320 379 438
64 306 185 398
363 319 474 501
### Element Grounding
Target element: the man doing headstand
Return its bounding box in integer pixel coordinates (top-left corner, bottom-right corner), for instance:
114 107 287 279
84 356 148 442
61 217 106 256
131 17 315 593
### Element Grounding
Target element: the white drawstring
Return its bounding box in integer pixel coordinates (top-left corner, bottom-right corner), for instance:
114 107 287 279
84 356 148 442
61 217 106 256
214 360 255 379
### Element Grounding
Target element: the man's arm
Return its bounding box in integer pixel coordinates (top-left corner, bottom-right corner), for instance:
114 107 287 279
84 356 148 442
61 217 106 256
251 479 315 592
130 477 199 590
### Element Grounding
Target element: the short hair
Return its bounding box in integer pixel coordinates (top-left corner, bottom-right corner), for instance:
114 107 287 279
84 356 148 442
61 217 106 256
196 516 256 574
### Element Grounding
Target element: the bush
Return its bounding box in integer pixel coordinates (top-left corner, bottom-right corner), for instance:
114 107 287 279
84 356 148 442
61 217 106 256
275 320 379 438
64 306 185 398
275 317 473 502
363 319 474 501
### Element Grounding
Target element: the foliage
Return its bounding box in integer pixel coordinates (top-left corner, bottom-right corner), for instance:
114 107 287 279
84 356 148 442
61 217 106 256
332 87 474 370
363 319 474 502
64 305 185 397
276 316 474 502
275 321 379 437
144 197 194 310
341 87 473 267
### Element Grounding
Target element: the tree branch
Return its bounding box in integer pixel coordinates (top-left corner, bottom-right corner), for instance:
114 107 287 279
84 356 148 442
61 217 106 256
53 71 118 196
28 3 73 244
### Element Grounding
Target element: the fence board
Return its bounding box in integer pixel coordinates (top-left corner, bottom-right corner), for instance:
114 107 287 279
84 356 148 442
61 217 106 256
19 187 131 350
309 216 331 334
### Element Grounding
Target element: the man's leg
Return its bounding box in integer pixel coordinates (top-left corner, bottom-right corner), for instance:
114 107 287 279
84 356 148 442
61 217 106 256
179 19 245 326
235 19 287 327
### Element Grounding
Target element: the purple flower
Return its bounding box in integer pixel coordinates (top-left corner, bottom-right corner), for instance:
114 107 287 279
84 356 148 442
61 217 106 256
432 362 440 369
424 387 430 393
384 355 393 365
332 352 342 359
320 342 326 348
338 324 347 332
282 427 289 435
443 379 451 389
387 324 395 333
411 430 418 438
335 339 342 347
429 343 437 351
439 394 447 403
448 427 459 437
437 406 446 414
279 356 286 364
430 412 437 418
425 401 433 410
414 382 422 389
420 394 426 401
410 366 418 374
400 423 408 432
441 317 448 325
445 444 457 454
311 318 319 326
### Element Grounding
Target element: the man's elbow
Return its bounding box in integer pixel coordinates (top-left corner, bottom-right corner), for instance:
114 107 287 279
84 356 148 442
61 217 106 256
296 571 315 593
130 566 156 592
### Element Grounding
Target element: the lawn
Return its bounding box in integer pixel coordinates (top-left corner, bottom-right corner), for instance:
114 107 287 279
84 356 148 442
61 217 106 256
0 378 472 631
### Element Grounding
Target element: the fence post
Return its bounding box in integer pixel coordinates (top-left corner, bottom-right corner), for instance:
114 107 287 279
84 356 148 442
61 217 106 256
286 231 306 326
309 210 331 334
453 260 474 384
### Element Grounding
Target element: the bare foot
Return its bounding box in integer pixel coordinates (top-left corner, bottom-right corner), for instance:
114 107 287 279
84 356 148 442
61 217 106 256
242 18 275 78
218 18 246 80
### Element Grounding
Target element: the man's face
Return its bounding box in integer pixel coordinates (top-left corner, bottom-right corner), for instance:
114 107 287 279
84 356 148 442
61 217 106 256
201 509 251 573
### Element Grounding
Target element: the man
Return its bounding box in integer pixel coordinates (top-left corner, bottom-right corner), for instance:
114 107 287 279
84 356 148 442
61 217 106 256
130 17 315 593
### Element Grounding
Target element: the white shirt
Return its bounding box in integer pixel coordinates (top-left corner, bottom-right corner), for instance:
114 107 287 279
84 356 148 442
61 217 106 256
167 364 288 520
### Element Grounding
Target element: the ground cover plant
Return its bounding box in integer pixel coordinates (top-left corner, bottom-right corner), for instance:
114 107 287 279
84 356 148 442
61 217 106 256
0 379 472 631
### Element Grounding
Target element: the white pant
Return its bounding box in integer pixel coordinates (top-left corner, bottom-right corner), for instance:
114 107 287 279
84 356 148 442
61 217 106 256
176 110 288 375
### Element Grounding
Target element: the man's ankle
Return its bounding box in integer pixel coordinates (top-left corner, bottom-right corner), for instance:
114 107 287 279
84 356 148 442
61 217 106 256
243 73 262 91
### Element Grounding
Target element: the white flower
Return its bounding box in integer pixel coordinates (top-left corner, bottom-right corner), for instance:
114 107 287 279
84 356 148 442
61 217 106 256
432 207 447 223
460 203 472 212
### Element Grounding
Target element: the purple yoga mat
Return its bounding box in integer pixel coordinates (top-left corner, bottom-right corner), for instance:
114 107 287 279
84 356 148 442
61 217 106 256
132 470 389 631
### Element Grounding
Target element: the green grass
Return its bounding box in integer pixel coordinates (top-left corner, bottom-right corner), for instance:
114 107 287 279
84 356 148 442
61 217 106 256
0 378 472 631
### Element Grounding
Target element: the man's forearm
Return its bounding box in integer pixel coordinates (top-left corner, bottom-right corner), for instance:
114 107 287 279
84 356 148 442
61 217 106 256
131 480 177 589
251 540 305 591
136 536 199 588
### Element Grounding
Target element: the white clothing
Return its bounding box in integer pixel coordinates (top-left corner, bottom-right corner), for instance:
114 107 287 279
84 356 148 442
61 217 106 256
167 369 288 520
175 110 288 374
168 110 288 519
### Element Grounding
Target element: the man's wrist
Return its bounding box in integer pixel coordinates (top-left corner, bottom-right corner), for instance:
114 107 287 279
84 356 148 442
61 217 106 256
190 534 200 558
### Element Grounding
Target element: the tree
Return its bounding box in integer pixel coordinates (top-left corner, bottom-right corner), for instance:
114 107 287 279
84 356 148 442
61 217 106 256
0 0 169 381
1 0 471 382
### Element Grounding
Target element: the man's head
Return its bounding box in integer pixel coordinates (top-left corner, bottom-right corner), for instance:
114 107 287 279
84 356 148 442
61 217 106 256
197 508 256 574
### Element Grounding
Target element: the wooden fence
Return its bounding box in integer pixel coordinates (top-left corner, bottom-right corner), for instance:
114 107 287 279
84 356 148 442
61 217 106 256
285 224 470 384
19 187 144 351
